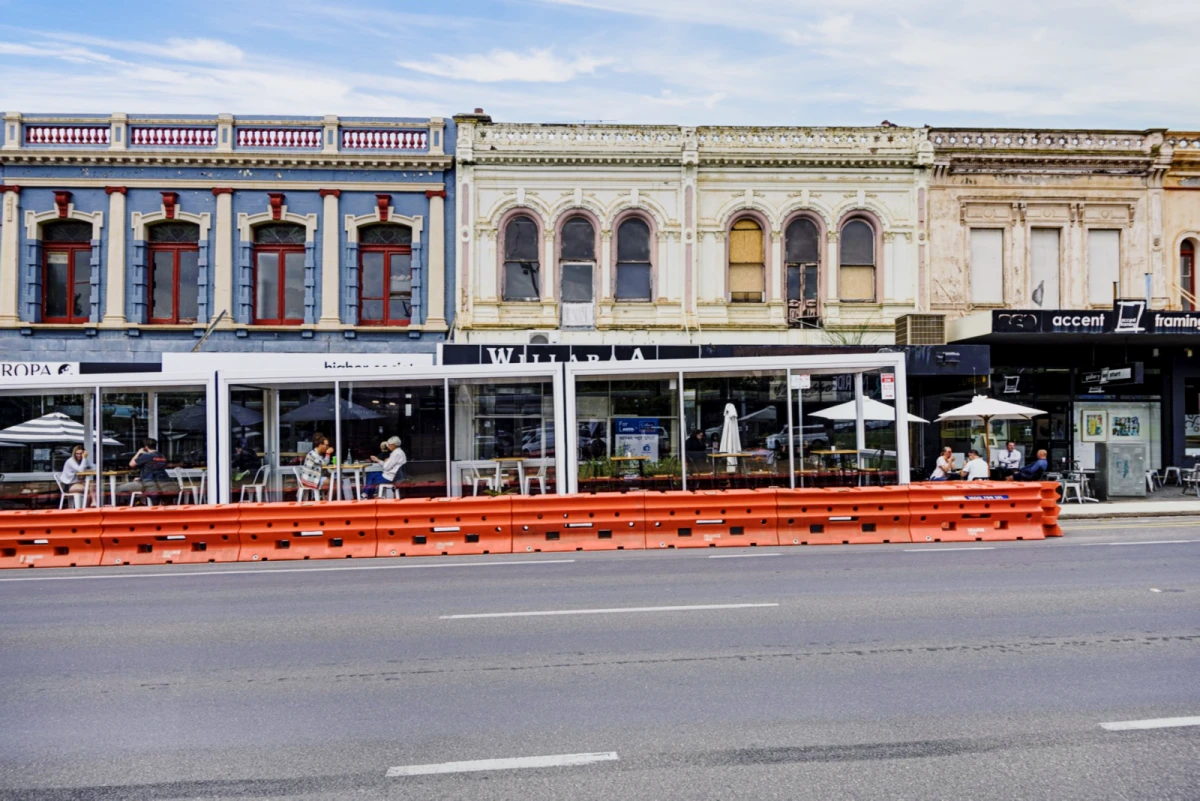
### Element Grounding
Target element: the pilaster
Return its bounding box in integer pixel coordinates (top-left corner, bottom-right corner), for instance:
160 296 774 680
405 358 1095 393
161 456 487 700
0 186 19 323
318 189 341 327
103 187 127 324
424 189 448 328
212 188 234 325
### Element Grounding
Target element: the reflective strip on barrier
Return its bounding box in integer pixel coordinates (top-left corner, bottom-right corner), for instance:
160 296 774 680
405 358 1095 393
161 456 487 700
511 492 645 552
643 489 779 548
776 485 912 545
908 481 1045 542
239 500 378 561
100 505 241 565
0 508 103 568
376 495 512 557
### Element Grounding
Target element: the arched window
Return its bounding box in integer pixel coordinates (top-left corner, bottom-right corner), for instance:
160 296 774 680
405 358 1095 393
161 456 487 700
615 217 652 301
729 218 765 303
559 216 595 304
359 223 413 325
785 217 820 320
253 223 306 325
1183 240 1196 312
148 222 200 324
42 220 93 324
503 215 540 301
839 219 876 302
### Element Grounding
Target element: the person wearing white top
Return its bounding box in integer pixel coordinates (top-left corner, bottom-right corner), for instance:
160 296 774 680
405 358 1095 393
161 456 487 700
929 447 954 481
962 450 990 480
59 444 93 497
995 441 1022 479
364 436 408 498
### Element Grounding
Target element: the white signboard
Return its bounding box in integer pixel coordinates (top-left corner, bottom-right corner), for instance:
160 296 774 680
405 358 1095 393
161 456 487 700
162 352 434 373
0 362 78 379
789 374 811 390
881 373 896 400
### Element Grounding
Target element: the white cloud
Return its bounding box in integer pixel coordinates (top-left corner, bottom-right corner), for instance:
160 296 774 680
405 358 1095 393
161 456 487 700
399 49 611 84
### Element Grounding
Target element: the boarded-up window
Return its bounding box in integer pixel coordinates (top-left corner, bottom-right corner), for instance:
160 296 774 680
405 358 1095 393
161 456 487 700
1087 229 1120 305
1030 228 1060 308
729 219 765 303
503 215 540 301
839 220 875 302
615 217 651 300
970 229 1004 304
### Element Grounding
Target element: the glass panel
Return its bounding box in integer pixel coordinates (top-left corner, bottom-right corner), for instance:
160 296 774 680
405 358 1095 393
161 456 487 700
45 252 69 319
1030 228 1060 308
803 265 819 302
617 218 650 261
389 253 412 293
276 385 336 499
785 218 819 263
178 250 199 321
151 250 175 320
148 222 200 243
338 381 446 498
255 252 279 321
787 265 801 302
0 391 90 507
254 223 306 245
504 216 539 261
574 378 679 490
229 388 268 499
360 224 412 246
840 265 875 301
284 251 305 320
72 249 92 319
615 263 651 300
156 390 207 468
361 252 384 299
729 219 763 263
504 260 540 301
101 391 152 505
561 262 593 303
840 220 874 265
451 379 556 496
685 371 789 488
560 217 594 260
362 300 384 322
42 221 92 243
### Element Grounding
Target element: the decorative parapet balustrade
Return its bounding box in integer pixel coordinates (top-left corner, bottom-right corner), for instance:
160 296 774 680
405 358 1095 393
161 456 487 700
930 129 1151 152
341 129 428 150
24 125 111 146
129 127 217 147
235 127 322 149
1166 133 1200 151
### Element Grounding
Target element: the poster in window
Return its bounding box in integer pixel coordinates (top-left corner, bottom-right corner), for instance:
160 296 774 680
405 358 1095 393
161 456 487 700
614 418 659 462
1111 415 1141 438
1080 410 1106 443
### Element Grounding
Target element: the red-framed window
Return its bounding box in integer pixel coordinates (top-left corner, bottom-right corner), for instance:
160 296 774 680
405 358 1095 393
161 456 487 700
1182 240 1195 312
253 223 306 325
41 220 93 324
359 223 413 325
148 222 201 324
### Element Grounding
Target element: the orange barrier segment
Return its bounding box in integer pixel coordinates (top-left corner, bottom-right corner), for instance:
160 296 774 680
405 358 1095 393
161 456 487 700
644 489 779 548
239 500 378 561
908 481 1045 543
511 491 645 552
100 505 241 565
376 495 512 557
776 485 911 545
0 508 104 569
1040 481 1063 537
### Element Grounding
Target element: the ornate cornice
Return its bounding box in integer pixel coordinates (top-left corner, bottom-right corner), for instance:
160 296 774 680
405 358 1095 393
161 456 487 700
929 128 1163 176
0 151 453 171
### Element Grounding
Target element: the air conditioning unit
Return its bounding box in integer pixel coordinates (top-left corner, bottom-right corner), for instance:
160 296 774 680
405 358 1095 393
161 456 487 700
894 314 946 345
528 331 560 345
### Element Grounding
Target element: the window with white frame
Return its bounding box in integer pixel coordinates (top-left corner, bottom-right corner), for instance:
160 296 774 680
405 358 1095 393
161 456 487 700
1087 229 1120 306
969 228 1004 305
839 219 876 302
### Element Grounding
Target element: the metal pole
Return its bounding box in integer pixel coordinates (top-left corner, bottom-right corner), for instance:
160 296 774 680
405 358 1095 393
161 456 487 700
678 370 687 492
893 356 912 485
333 380 341 501
796 378 805 487
854 372 866 471
786 369 795 489
443 378 451 498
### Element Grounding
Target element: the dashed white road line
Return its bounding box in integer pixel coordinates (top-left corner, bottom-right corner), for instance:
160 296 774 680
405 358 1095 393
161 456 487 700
708 552 782 559
441 602 779 620
1100 716 1200 732
903 547 995 552
1103 540 1197 546
386 752 619 777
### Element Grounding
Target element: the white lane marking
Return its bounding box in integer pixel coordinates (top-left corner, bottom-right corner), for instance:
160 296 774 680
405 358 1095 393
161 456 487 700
708 552 782 559
1150 588 1162 593
0 559 575 583
1100 716 1200 732
441 602 779 620
1105 540 1197 546
903 547 995 552
386 751 619 777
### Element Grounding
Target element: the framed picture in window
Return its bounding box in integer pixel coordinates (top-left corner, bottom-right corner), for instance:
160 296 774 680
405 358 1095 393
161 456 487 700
1111 415 1141 438
1080 410 1107 443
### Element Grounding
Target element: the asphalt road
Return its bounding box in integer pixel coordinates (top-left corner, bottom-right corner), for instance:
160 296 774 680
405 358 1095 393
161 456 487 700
1 517 1198 800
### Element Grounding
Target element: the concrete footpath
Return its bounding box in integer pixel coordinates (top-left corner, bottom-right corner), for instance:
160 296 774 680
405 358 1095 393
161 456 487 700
1058 495 1200 519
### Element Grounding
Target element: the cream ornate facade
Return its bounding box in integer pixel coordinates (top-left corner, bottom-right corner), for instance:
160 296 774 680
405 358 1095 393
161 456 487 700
453 114 933 344
1164 132 1200 310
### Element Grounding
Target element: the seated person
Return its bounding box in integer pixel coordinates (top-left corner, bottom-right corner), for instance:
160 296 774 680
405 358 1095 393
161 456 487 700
961 449 990 480
995 441 1022 479
364 436 407 498
231 439 262 482
59 444 93 503
118 438 170 504
298 435 332 497
929 447 955 481
1008 449 1049 481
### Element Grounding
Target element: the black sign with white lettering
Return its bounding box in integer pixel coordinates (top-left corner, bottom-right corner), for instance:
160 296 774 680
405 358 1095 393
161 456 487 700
992 304 1200 335
1080 362 1144 387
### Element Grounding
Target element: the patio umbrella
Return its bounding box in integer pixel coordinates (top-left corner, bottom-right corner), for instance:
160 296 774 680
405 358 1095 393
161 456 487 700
0 412 121 446
163 402 262 432
934 395 1046 465
280 395 384 423
811 397 929 424
718 403 741 472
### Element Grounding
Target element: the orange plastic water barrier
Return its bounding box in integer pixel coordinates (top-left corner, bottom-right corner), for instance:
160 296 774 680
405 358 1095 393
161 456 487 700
1040 481 1063 537
100 505 242 565
643 489 779 548
511 491 646 552
776 486 911 545
0 508 103 568
239 500 378 561
376 495 512 557
908 481 1045 543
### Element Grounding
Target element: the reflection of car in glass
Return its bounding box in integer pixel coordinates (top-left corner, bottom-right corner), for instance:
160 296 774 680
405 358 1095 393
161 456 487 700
520 428 555 458
765 425 827 451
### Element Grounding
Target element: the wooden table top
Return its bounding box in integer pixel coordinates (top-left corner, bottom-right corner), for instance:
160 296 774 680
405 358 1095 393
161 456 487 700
611 455 650 461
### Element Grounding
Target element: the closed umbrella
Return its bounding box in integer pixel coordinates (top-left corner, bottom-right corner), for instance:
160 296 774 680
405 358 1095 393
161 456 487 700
719 403 741 472
0 412 121 446
934 395 1045 466
280 395 384 423
811 397 929 424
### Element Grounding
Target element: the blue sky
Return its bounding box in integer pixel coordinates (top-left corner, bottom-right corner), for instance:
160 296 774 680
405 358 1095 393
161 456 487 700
0 0 1195 129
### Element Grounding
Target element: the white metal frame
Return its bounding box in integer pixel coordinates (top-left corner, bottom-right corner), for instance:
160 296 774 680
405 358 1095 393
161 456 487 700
563 352 910 494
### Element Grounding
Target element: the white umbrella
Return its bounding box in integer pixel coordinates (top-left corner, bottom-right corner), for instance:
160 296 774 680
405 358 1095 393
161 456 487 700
811 397 929 424
935 395 1046 465
0 412 121 446
719 403 741 472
